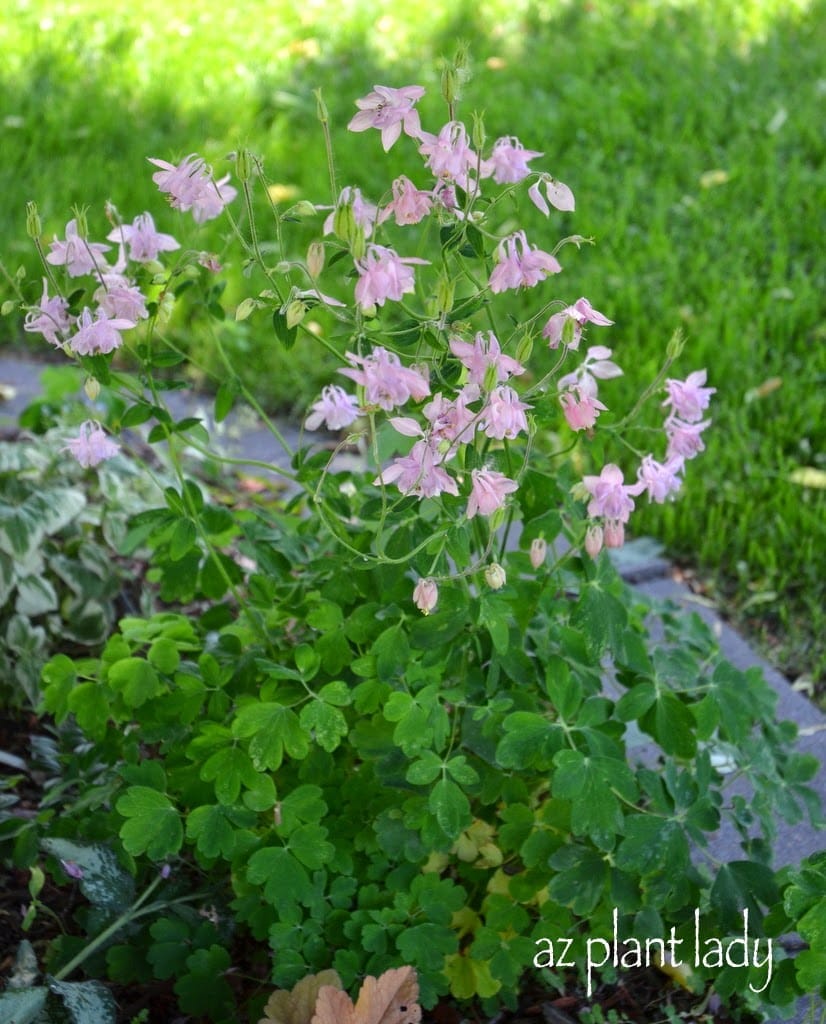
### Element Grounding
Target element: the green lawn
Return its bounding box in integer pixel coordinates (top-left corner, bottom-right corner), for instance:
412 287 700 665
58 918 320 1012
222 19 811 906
1 0 824 687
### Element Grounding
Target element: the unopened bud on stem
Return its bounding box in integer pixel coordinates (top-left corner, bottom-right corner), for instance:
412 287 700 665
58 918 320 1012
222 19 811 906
484 563 506 590
307 241 325 279
26 202 41 239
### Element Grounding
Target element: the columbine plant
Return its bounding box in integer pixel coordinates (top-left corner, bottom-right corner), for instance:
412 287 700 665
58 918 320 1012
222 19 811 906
4 54 818 1024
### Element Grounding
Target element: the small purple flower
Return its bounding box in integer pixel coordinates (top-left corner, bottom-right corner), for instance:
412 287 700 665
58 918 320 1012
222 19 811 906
413 578 439 615
69 307 135 355
353 245 429 309
481 136 543 184
95 275 149 322
467 468 519 519
305 385 360 432
558 345 623 400
543 297 614 350
375 439 458 499
107 212 180 263
449 332 525 396
582 464 637 523
340 346 430 411
631 454 685 503
63 421 119 468
24 279 73 347
480 386 531 440
560 387 607 431
418 121 477 187
379 176 433 226
489 231 561 293
46 219 111 277
662 370 715 423
528 176 575 215
348 84 426 151
665 417 711 461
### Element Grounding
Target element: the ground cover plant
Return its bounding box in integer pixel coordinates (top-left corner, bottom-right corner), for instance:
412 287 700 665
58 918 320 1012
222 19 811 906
0 48 824 1024
0 0 824 693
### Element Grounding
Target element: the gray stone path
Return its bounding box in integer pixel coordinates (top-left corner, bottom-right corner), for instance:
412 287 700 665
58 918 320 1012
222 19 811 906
1 353 823 1021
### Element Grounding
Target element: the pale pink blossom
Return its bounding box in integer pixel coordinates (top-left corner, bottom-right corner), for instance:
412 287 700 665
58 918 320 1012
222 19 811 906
423 392 476 448
582 464 637 523
665 417 710 461
558 345 623 400
480 386 531 440
340 346 430 411
379 176 434 226
481 137 543 184
630 454 684 503
529 537 547 569
305 385 360 431
560 387 607 431
467 468 518 519
528 177 575 215
489 231 561 293
322 187 379 238
353 244 428 309
543 297 614 350
375 439 458 499
148 155 236 222
24 279 72 347
449 332 524 395
584 524 604 558
662 370 715 423
418 121 477 186
107 212 180 263
94 275 149 322
46 219 110 277
191 175 237 223
69 308 135 355
603 519 625 548
348 85 426 150
413 578 439 615
63 420 119 468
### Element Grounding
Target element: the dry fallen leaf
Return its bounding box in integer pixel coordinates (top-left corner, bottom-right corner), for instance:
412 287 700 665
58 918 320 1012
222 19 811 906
312 966 421 1024
260 970 343 1024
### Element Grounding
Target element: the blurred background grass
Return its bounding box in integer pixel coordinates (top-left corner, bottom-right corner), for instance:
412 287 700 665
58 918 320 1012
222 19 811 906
1 0 824 688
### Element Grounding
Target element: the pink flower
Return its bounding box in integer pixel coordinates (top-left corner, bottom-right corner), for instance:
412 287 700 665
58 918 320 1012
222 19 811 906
528 177 575 215
543 297 614 350
665 417 710 461
449 331 524 395
582 464 637 523
424 392 476 448
348 84 426 151
529 537 547 569
418 122 477 186
69 308 135 355
630 454 684 503
94 275 149 322
353 244 428 309
413 578 439 615
305 385 360 431
662 370 715 423
489 231 561 293
340 346 430 411
24 279 72 347
480 386 531 440
480 137 543 184
467 468 518 519
560 387 607 431
63 420 119 468
558 345 623 400
584 524 604 558
323 186 379 237
46 219 110 277
107 212 180 263
376 439 458 499
191 175 237 223
148 155 236 222
379 176 433 226
603 519 625 548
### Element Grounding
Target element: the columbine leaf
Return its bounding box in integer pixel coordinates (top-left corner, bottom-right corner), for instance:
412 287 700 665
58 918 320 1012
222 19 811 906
116 787 183 860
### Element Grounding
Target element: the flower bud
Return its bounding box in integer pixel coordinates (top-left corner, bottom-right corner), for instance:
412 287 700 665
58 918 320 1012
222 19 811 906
314 87 329 125
471 110 486 151
561 316 577 347
484 563 506 590
603 519 625 549
72 206 89 240
285 299 307 329
529 537 546 569
349 223 367 262
482 361 500 394
84 377 101 401
666 327 686 360
585 524 604 558
235 148 254 183
307 241 325 279
26 202 42 239
515 333 534 365
413 578 439 615
332 201 356 243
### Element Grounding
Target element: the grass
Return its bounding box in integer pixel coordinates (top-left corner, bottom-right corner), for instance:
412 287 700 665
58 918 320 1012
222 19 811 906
1 0 824 688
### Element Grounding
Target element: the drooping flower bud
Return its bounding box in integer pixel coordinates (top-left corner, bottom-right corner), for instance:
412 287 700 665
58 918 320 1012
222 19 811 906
332 201 356 244
285 299 307 329
413 578 439 615
603 519 625 549
307 241 325 279
84 377 101 401
515 333 534 365
484 563 507 590
585 524 604 558
529 537 547 569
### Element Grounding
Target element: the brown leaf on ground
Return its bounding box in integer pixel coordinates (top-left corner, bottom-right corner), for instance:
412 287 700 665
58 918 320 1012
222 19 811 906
312 966 421 1024
260 970 343 1024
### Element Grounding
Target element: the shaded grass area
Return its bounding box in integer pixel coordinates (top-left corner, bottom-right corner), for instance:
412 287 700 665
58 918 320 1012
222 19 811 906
1 0 824 686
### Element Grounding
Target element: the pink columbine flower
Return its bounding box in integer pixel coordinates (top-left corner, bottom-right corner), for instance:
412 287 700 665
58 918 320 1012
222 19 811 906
543 297 614 350
423 392 477 449
449 332 525 396
584 524 604 559
665 417 711 461
353 244 429 309
323 186 379 238
528 176 575 215
480 385 531 440
191 175 237 223
305 385 360 432
375 439 458 499
24 279 72 347
418 122 477 187
603 519 625 549
46 219 110 277
489 231 561 293
529 537 547 569
560 386 607 431
467 468 519 519
582 464 637 523
662 370 715 423
63 420 119 468
340 346 430 411
631 454 685 503
413 578 439 615
69 308 135 355
379 176 434 226
107 212 180 263
558 345 623 400
348 84 426 151
480 136 543 184
94 275 149 322
148 155 236 222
